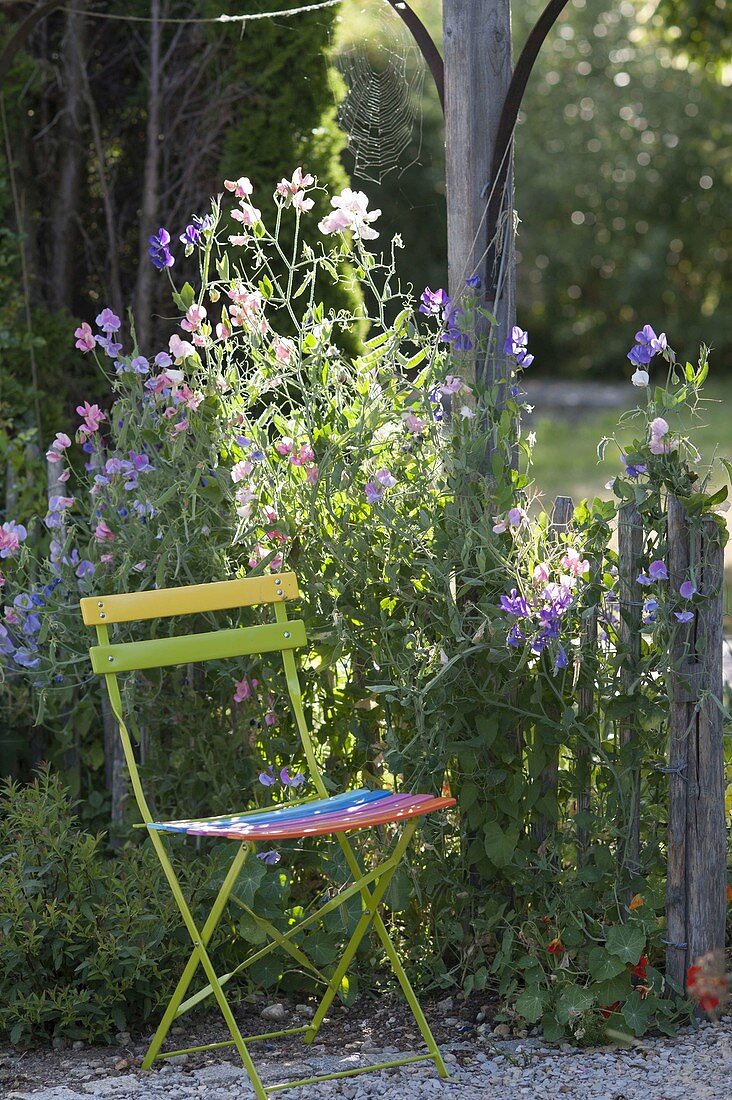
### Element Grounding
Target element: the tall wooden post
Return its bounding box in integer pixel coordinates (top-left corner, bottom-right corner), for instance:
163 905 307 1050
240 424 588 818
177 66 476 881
442 0 515 393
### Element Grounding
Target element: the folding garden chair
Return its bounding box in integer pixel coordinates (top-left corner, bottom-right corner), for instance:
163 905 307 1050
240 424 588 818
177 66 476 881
80 573 456 1097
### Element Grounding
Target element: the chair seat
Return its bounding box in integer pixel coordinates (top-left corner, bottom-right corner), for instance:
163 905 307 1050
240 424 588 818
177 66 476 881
148 788 456 841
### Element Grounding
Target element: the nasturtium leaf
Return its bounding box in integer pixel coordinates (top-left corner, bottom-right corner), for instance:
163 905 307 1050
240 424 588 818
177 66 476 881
621 991 652 1035
555 984 594 1025
588 946 628 982
483 821 519 867
605 924 645 965
515 986 545 1023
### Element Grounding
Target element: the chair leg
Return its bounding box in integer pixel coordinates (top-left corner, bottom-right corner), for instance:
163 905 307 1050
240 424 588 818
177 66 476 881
313 824 449 1079
304 822 414 1045
143 834 268 1100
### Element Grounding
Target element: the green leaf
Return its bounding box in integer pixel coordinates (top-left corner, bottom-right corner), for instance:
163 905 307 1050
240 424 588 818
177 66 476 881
515 986 545 1023
605 923 645 965
258 275 274 300
620 991 652 1035
588 946 628 982
483 821 519 867
555 983 594 1025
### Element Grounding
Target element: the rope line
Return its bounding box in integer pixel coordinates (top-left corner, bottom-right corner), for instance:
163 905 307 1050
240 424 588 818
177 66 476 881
57 0 342 26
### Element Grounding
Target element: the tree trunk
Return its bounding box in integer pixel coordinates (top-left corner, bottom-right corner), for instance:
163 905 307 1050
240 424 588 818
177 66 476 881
442 0 515 402
49 2 85 311
134 0 163 350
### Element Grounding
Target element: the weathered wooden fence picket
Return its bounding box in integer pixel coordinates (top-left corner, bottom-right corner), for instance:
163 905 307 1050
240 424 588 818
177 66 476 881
528 494 728 992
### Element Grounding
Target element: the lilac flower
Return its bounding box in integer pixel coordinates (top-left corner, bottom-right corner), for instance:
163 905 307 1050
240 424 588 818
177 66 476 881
504 326 534 367
674 610 695 623
95 334 123 359
130 356 150 375
499 589 531 618
280 767 305 788
419 287 451 316
149 227 175 270
649 560 669 581
623 457 647 478
643 598 659 625
154 351 173 368
679 580 697 599
441 307 474 351
364 482 382 504
95 308 121 333
258 766 276 787
128 450 154 473
257 850 281 865
627 323 667 366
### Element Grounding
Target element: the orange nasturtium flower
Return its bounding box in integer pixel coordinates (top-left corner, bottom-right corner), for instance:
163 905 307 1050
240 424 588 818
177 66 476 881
726 883 732 903
547 937 564 955
628 893 645 911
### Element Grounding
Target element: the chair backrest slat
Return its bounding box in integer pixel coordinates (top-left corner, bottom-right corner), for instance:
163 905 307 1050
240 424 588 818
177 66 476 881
80 573 299 627
89 620 307 675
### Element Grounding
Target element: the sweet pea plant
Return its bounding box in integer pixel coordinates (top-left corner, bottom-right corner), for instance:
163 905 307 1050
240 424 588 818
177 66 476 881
1 170 729 1041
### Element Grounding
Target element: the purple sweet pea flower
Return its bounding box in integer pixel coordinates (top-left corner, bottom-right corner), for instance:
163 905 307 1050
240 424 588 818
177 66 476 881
75 560 95 579
130 356 150 375
419 287 451 316
465 275 481 289
149 227 175 270
627 323 667 365
375 468 396 488
554 646 568 669
95 334 123 359
95 308 121 333
257 850 281 865
622 456 647 478
499 589 531 618
154 351 173 368
503 325 534 366
674 610 695 623
364 481 382 504
679 580 697 599
643 598 659 625
649 560 669 581
280 767 305 788
258 766 276 787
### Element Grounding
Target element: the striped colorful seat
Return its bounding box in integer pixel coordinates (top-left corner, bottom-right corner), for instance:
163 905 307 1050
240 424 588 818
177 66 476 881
150 788 455 841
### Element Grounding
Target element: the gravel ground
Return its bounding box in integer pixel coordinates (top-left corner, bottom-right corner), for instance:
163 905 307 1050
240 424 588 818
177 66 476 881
4 1018 731 1100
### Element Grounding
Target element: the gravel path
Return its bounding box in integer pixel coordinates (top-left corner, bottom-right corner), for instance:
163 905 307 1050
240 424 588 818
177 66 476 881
6 1020 731 1100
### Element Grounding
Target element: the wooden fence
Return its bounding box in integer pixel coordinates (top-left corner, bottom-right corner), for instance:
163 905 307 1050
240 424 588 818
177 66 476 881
542 494 727 991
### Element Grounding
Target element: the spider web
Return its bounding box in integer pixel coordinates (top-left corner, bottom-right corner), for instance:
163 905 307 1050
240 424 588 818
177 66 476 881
334 2 426 185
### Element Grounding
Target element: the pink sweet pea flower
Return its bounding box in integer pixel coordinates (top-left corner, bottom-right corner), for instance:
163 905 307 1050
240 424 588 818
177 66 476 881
404 414 427 435
0 521 27 558
100 552 114 564
441 375 469 396
172 420 188 434
533 562 550 583
224 176 253 198
74 322 96 352
216 319 232 340
318 187 381 241
272 337 295 363
275 437 294 457
292 190 315 213
169 334 195 362
231 202 261 227
234 676 258 703
306 466 319 484
277 166 315 195
561 548 590 578
76 402 107 434
94 521 116 543
231 460 253 483
181 304 207 332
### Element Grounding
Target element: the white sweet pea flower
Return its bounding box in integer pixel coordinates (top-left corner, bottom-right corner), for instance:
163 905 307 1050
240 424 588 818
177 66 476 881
459 405 475 419
631 368 649 387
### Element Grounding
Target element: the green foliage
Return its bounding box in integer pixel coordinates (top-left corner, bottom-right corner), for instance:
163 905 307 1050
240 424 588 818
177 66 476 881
1 179 728 1044
0 769 184 1042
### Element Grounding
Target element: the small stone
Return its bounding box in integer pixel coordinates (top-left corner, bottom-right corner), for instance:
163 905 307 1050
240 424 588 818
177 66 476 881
167 1053 189 1065
436 996 453 1013
115 1031 131 1045
476 1011 486 1023
52 1037 66 1051
72 1040 85 1051
295 1004 315 1019
493 1023 511 1038
261 1002 287 1022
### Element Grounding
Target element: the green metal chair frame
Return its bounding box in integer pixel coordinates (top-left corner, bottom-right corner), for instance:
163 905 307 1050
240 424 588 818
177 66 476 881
80 572 455 1097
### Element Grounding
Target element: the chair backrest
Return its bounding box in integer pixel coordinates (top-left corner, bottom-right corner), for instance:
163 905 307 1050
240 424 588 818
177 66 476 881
80 572 325 823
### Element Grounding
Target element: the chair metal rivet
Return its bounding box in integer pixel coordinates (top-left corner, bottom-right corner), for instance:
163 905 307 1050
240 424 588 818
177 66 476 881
99 613 106 619
98 601 104 607
283 631 291 639
276 590 284 597
108 656 114 663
